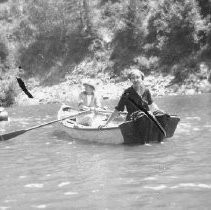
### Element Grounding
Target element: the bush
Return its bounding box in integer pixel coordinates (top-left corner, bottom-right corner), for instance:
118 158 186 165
171 55 198 82
133 55 159 74
146 0 206 69
0 79 16 107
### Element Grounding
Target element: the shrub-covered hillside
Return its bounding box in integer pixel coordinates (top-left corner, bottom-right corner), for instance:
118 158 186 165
1 0 211 106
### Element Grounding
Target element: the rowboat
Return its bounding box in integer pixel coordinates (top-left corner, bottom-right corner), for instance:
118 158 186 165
57 106 180 144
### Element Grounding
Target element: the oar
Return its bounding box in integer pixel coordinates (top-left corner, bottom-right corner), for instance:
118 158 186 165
0 110 91 141
125 95 166 137
95 109 127 115
16 77 34 98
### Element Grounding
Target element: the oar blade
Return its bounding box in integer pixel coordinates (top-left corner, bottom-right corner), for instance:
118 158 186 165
0 130 26 141
0 110 91 141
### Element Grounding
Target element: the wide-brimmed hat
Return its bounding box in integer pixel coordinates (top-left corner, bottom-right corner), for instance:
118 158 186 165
82 79 96 90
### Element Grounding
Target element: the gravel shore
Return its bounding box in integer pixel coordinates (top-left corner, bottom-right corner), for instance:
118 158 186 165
15 73 211 106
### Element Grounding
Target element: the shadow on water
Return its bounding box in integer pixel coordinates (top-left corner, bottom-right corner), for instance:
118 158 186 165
50 130 74 142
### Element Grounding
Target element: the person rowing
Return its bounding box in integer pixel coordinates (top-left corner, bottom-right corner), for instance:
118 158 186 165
99 68 164 144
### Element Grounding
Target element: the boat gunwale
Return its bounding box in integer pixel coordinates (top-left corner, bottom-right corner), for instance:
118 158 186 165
58 107 180 132
60 121 123 131
60 115 180 131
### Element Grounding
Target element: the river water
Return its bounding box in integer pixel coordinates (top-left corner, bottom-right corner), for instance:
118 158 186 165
0 94 211 210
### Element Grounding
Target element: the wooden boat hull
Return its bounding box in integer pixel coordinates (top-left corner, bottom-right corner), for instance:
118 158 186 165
57 108 180 144
120 114 180 144
58 121 124 144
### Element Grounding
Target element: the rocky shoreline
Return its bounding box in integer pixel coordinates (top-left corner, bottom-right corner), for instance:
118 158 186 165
14 73 211 107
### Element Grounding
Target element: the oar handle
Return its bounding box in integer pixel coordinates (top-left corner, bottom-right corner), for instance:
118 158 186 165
95 109 127 115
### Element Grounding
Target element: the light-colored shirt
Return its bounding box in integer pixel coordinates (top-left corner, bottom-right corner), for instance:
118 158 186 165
78 91 101 109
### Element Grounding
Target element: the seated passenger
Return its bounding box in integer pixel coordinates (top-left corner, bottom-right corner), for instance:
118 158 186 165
77 79 101 126
78 79 101 111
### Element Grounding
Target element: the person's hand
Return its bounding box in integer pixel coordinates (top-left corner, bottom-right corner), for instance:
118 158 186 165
98 122 108 130
79 106 91 111
153 109 166 115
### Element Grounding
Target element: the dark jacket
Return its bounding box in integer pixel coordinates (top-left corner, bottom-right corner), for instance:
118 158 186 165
115 86 153 120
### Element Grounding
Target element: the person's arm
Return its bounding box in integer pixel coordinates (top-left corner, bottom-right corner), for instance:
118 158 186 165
145 89 161 112
78 92 90 110
78 104 91 111
149 102 159 112
99 90 126 128
94 94 101 109
100 109 120 127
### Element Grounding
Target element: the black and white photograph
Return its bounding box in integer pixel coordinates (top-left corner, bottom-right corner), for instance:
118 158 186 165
1 0 211 209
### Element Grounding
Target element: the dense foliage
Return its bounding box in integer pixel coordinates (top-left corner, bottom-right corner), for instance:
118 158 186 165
0 0 211 105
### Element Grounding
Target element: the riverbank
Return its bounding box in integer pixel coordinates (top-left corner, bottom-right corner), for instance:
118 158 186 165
15 73 211 106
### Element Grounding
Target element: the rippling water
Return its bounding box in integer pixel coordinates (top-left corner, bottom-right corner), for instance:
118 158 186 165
0 94 211 210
